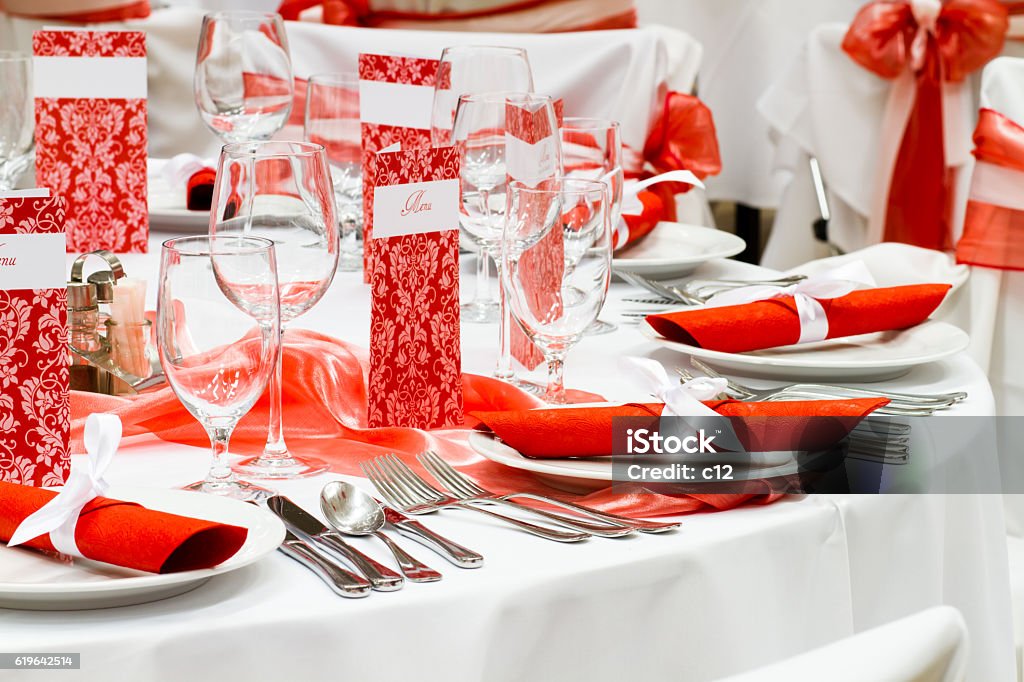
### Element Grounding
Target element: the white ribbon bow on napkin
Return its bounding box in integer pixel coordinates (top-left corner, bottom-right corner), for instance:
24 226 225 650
613 170 705 249
622 357 744 453
703 261 877 344
8 414 122 557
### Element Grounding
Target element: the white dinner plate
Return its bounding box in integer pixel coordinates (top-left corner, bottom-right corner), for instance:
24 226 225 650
0 486 285 611
612 222 746 280
640 319 970 382
469 429 821 494
148 158 212 232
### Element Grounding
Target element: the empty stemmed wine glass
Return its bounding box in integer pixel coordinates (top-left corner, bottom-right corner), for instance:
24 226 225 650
0 52 33 190
432 46 534 322
502 178 612 404
305 72 363 272
452 92 562 383
156 235 281 500
561 117 623 336
211 141 339 479
194 11 294 144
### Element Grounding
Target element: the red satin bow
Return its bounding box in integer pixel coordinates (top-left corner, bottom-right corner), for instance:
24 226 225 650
956 107 1024 269
641 91 722 181
842 0 1007 250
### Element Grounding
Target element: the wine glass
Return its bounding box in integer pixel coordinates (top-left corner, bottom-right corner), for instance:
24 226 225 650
304 72 363 272
156 235 280 500
452 92 562 382
503 178 611 404
211 140 339 479
432 46 534 323
0 52 33 190
561 117 623 336
194 11 294 144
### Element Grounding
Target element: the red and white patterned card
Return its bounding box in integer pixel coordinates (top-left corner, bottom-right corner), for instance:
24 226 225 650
33 30 148 253
359 53 439 282
506 100 562 371
0 190 70 487
368 146 463 430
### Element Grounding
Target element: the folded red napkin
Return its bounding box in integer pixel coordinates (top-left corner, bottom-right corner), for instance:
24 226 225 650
0 482 248 574
616 190 665 251
471 398 888 459
646 284 951 353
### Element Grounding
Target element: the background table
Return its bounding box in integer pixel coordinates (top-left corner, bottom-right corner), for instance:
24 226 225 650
0 231 1014 682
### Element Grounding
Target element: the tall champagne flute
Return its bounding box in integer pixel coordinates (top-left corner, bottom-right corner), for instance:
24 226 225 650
452 92 562 383
304 72 363 272
561 117 623 336
194 11 294 144
157 235 280 500
211 141 339 479
0 52 33 190
503 179 611 404
432 46 534 323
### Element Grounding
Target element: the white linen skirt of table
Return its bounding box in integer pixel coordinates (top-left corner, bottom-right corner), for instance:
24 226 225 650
1 231 1009 681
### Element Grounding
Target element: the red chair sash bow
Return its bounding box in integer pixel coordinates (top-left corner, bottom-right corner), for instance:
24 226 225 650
621 91 721 226
842 0 1007 250
956 107 1024 269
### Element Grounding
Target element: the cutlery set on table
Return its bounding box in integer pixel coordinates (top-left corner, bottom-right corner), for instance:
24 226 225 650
265 453 678 598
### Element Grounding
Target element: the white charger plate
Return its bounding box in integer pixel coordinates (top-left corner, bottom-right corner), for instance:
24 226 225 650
613 222 746 280
469 430 815 495
148 158 212 232
640 319 970 382
0 486 285 611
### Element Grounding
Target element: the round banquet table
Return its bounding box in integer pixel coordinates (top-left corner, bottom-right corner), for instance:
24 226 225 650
1 231 1014 682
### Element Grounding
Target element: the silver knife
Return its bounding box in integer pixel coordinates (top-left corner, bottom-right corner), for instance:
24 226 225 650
266 495 404 591
278 531 372 598
382 505 484 568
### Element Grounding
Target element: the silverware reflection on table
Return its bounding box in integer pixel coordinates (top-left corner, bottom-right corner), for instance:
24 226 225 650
360 455 591 543
418 451 679 534
277 530 372 598
265 495 405 591
320 481 442 583
380 502 484 568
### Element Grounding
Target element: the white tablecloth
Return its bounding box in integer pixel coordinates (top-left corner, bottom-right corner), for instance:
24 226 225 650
0 231 1014 682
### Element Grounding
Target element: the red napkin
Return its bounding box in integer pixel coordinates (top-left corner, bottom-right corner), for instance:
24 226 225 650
646 284 951 354
616 190 666 250
0 482 249 574
471 398 888 459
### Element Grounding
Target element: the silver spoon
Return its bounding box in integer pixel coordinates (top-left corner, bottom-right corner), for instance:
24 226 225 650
321 481 442 583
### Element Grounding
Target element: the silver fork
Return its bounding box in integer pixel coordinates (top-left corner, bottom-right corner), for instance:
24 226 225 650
616 271 808 305
676 366 948 417
688 358 966 409
360 456 590 543
416 453 634 538
615 271 704 304
419 451 679 534
417 452 637 537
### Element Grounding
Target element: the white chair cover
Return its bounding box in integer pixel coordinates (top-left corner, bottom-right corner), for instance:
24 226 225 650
0 6 710 222
0 7 699 157
714 606 970 682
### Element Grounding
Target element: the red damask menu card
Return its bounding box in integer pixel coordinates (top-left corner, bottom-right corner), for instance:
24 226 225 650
33 29 148 253
368 146 463 429
358 53 438 281
0 190 70 487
